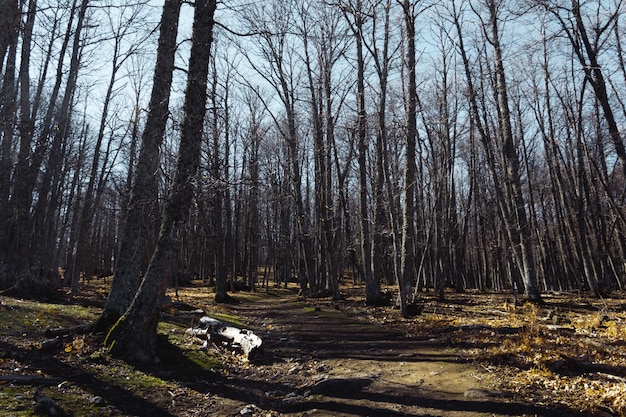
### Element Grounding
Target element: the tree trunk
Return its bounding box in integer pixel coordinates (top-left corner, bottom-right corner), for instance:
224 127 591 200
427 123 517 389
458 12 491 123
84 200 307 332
0 0 19 287
486 0 541 302
0 0 19 75
9 0 87 296
106 0 216 363
568 0 626 179
68 30 125 295
211 62 230 302
342 0 378 304
398 0 418 317
370 0 391 303
93 0 181 332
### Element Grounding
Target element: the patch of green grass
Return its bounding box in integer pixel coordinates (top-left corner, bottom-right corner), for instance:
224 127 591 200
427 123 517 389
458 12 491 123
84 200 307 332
45 389 103 417
206 311 246 327
157 322 222 372
0 384 108 417
0 298 99 338
0 386 33 416
183 350 221 370
158 320 186 336
0 295 223 415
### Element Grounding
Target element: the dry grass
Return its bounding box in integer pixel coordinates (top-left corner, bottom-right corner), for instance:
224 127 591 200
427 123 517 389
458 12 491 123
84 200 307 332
389 290 626 416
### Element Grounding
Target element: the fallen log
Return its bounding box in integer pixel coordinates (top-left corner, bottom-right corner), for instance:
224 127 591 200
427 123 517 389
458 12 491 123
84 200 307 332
186 316 262 360
555 354 626 377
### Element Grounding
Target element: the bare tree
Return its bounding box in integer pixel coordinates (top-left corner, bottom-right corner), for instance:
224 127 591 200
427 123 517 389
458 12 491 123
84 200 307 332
236 0 316 295
396 0 420 316
299 0 350 298
482 0 541 301
0 0 20 281
94 0 182 331
365 0 401 297
339 0 382 304
106 0 216 363
534 0 626 177
0 0 19 74
66 0 151 295
206 38 235 302
2 0 89 295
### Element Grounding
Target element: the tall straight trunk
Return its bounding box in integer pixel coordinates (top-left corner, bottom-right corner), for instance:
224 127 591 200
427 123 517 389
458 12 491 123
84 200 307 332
370 0 391 302
398 0 418 317
535 29 583 291
63 130 87 280
15 30 61 268
487 0 540 301
121 90 142 216
288 107 315 296
17 0 37 185
344 0 377 303
574 131 598 295
94 0 181 331
106 0 216 363
0 1 19 286
246 132 260 291
0 0 19 75
302 11 340 298
302 26 325 295
272 23 314 295
9 0 77 234
212 66 229 302
323 82 339 296
68 30 125 295
453 0 499 293
568 1 626 179
332 118 356 285
287 113 315 296
9 0 88 295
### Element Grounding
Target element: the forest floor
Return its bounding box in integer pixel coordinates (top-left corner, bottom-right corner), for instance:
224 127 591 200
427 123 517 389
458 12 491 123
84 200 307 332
1 281 626 416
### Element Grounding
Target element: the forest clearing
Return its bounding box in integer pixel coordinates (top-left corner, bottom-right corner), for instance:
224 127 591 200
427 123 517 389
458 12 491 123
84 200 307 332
1 280 626 417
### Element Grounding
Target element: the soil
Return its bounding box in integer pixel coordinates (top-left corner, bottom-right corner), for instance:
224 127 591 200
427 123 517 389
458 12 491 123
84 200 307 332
220 290 555 417
1 281 623 416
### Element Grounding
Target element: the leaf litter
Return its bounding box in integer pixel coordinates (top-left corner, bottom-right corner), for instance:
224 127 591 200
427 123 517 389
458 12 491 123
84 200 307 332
1 282 625 416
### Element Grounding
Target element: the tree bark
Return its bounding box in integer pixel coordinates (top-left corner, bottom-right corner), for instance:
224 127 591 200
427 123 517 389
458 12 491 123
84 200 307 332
211 59 230 303
341 0 379 304
398 0 419 317
8 0 88 295
105 0 216 363
68 26 127 295
0 0 19 75
0 0 20 287
94 0 182 332
486 0 541 302
369 0 392 301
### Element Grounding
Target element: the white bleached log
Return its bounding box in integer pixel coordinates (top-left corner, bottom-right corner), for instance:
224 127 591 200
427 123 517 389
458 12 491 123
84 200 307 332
186 316 262 360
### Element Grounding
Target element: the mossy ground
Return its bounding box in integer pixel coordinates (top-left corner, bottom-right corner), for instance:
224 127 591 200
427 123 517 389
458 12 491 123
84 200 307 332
0 287 223 416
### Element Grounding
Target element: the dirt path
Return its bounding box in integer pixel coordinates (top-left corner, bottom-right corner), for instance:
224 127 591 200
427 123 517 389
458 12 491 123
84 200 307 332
211 291 569 417
0 283 610 416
